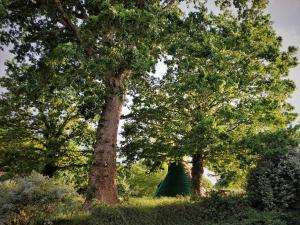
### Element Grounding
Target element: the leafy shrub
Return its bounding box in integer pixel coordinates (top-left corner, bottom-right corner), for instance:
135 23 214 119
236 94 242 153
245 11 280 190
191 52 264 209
0 172 83 225
247 151 300 210
215 169 247 190
222 209 298 225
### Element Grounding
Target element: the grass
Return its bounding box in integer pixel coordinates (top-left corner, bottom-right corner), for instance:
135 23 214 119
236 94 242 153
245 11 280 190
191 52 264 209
123 196 191 207
54 194 300 225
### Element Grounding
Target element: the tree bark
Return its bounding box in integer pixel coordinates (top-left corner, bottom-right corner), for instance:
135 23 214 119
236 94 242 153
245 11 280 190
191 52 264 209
85 70 130 205
191 153 204 197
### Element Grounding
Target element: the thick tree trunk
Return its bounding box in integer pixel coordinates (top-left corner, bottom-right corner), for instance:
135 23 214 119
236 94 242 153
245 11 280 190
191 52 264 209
85 70 130 205
191 153 204 197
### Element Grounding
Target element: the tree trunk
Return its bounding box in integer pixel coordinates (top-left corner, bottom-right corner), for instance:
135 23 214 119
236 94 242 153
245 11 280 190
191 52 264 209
85 70 130 205
42 162 57 178
191 153 204 197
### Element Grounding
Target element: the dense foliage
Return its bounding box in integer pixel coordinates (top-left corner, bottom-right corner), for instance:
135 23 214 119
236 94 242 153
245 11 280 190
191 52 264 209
117 163 167 198
121 0 299 193
215 126 300 189
247 150 300 210
0 61 96 191
0 172 83 225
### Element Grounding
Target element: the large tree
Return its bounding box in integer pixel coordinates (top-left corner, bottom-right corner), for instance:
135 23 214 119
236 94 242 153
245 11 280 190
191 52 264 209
121 0 298 195
0 0 190 204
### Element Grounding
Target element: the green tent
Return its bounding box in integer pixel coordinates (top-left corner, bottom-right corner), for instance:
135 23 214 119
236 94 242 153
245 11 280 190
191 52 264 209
154 162 192 197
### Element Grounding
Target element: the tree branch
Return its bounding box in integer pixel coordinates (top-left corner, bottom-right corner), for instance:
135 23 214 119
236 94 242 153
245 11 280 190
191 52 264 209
53 0 82 43
53 0 93 56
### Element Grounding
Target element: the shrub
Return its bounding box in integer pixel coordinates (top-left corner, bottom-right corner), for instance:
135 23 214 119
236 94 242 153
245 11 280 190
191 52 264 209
246 150 300 210
222 209 297 225
117 163 167 198
0 172 83 225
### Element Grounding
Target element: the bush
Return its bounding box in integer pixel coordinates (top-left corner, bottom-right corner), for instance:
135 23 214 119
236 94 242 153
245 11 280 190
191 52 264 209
222 209 299 225
117 163 167 198
247 151 300 210
0 172 83 225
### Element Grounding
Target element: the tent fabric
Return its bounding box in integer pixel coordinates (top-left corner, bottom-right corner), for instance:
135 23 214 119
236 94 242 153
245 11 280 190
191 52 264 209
154 162 192 197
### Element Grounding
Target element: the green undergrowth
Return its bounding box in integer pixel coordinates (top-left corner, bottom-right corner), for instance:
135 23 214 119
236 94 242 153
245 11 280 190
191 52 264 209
54 194 300 225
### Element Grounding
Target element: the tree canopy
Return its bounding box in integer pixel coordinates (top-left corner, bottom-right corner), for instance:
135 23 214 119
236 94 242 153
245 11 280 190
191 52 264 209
0 59 96 190
120 0 299 194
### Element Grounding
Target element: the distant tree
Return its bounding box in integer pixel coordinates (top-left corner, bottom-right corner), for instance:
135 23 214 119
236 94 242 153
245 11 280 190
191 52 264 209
121 0 298 195
0 60 95 189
